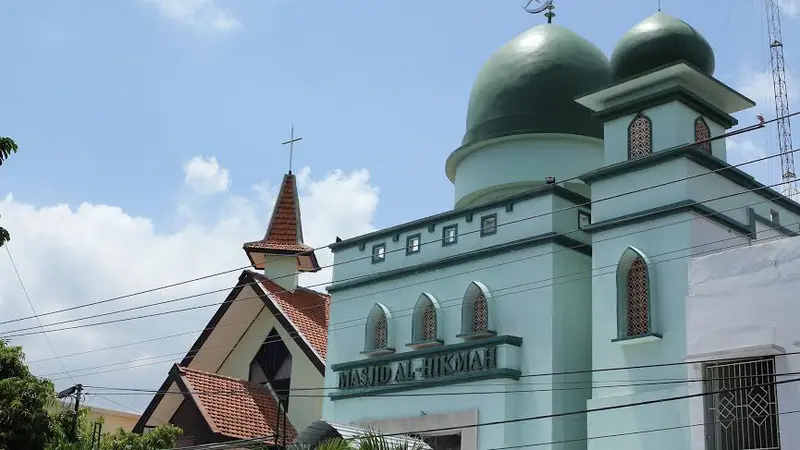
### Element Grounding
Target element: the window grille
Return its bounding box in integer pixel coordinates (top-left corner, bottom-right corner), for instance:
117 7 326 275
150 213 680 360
374 314 388 349
704 357 780 450
422 304 437 340
628 114 652 159
695 117 712 154
473 293 488 332
626 257 649 336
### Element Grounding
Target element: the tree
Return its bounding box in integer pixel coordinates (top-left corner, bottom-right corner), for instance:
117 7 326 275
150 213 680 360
291 430 424 450
0 136 18 248
0 340 58 450
0 340 181 450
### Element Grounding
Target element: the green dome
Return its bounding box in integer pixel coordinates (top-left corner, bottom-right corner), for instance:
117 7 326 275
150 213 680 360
610 12 715 82
462 24 612 147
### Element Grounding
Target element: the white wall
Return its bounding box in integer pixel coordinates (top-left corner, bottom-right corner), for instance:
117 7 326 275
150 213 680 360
686 236 800 450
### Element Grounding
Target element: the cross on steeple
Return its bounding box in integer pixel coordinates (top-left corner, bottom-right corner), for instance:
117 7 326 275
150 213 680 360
281 125 303 174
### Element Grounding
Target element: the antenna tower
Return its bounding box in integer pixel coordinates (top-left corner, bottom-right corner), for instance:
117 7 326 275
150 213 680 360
764 0 797 200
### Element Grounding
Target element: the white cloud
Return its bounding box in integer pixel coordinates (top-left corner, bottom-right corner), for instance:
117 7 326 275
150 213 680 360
727 136 768 164
142 0 242 31
183 156 230 194
0 158 378 412
780 0 800 18
737 68 798 114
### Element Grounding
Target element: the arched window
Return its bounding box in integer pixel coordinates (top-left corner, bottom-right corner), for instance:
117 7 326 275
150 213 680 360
694 117 712 154
628 113 653 160
364 303 394 355
410 294 442 347
459 281 495 339
249 328 292 409
616 247 656 339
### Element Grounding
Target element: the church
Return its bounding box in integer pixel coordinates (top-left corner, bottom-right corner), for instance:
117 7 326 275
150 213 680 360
319 9 800 450
133 173 331 447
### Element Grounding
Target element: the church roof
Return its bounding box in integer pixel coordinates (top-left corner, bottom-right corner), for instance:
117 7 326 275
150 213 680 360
252 272 330 361
175 364 296 443
243 173 318 259
132 270 329 435
610 12 715 82
462 23 612 147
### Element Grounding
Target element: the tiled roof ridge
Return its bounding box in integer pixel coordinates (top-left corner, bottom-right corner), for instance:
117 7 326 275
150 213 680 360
177 365 265 389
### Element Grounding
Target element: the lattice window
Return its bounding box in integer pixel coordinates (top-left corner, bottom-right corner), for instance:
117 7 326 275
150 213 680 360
628 114 652 160
695 117 712 154
473 293 488 332
704 357 780 450
626 257 650 336
374 314 388 349
422 304 437 341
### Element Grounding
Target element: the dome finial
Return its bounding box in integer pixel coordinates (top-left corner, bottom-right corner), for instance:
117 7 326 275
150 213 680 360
522 0 556 23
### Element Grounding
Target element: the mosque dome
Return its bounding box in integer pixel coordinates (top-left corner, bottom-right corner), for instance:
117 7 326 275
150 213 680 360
462 23 612 147
610 12 715 82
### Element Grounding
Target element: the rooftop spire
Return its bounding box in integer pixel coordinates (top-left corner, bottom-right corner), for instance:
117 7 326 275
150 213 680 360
243 172 320 287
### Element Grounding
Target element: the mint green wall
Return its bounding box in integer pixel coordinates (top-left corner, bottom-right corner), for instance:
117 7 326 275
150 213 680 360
602 102 729 166
324 193 594 449
587 215 693 450
447 134 602 208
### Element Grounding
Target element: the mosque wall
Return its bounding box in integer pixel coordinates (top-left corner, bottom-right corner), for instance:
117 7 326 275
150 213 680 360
324 192 594 449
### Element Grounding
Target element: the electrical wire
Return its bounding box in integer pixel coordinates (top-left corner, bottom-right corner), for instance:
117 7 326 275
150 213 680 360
82 369 800 398
159 376 800 450
40 205 800 383
44 214 800 386
11 170 800 343
1 111 794 330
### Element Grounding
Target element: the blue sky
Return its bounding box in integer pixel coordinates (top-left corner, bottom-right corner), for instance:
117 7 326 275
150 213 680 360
2 0 797 230
0 0 798 413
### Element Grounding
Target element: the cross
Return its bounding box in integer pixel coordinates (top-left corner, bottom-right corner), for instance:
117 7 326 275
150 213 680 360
281 125 303 174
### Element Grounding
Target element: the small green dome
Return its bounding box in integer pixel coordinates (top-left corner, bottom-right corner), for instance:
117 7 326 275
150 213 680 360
610 12 715 82
463 24 612 147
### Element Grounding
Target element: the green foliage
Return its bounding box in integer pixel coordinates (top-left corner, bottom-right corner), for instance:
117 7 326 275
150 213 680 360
0 340 181 450
0 135 17 249
0 340 58 450
291 429 424 450
0 137 17 167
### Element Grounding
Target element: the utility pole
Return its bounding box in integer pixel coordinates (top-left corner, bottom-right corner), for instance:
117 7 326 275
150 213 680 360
57 383 83 442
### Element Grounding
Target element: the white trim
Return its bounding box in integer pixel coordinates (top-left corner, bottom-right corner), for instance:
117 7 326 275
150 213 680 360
575 63 755 114
356 409 479 450
445 133 603 182
684 344 786 363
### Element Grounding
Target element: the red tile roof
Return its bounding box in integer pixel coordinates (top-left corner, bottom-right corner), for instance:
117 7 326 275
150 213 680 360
252 272 330 361
176 365 296 443
244 173 308 252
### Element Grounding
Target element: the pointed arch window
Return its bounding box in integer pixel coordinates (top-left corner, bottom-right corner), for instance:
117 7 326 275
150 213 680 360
694 117 712 154
628 113 653 160
249 328 292 409
615 247 660 342
364 303 394 356
458 281 496 340
409 293 443 348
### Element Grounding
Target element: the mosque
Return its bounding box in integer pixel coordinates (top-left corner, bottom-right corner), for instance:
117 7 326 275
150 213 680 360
314 8 800 450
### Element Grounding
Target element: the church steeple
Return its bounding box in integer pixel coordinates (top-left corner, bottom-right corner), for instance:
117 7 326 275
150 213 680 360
243 172 320 292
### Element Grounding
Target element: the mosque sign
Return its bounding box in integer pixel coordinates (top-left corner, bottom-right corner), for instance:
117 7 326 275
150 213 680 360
336 345 498 390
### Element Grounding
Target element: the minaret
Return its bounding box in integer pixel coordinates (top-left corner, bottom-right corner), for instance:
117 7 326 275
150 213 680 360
243 172 320 292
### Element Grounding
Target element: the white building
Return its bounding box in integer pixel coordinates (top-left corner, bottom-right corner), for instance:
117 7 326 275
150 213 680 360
686 235 800 450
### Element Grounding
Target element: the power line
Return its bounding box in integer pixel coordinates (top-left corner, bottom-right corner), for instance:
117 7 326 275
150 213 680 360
44 216 800 385
161 376 800 450
38 199 800 384
83 369 800 399
11 171 799 342
1 111 794 330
